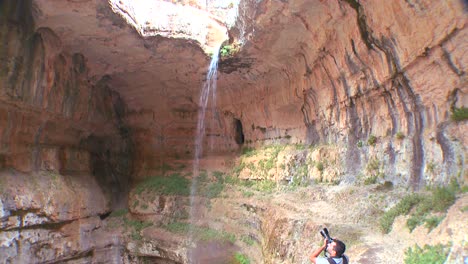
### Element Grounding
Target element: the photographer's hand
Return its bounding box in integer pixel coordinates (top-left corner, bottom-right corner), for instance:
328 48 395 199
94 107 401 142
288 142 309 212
309 239 328 264
322 238 328 248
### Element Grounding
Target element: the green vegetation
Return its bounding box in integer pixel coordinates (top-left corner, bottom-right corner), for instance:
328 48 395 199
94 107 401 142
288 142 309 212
367 135 377 146
364 175 378 185
232 252 250 264
290 163 309 188
242 190 254 197
451 106 468 121
380 194 421 233
162 222 236 243
293 143 307 150
250 179 277 193
240 235 255 246
423 216 444 231
236 145 284 180
110 209 128 217
357 140 364 148
404 244 449 264
219 45 239 57
135 173 190 196
122 217 152 240
316 162 324 172
396 131 405 140
426 161 437 174
241 147 256 157
380 180 460 233
365 158 383 183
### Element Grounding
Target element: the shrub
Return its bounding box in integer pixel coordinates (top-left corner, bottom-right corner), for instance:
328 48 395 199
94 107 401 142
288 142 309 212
220 44 239 57
240 235 255 246
426 161 437 174
380 194 422 233
364 175 378 185
367 135 377 146
424 216 444 231
451 107 468 121
316 162 324 172
396 131 405 140
233 253 250 264
404 244 449 264
357 140 363 148
381 183 458 233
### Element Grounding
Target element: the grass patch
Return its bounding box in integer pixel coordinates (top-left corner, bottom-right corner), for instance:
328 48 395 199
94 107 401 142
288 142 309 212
135 173 190 196
250 179 276 193
203 182 224 198
232 252 250 264
240 235 255 246
404 244 449 264
194 171 226 199
460 206 468 213
233 162 246 176
364 175 378 185
451 106 468 121
241 147 256 157
110 209 128 217
290 163 309 188
163 222 236 243
123 217 152 241
242 190 254 197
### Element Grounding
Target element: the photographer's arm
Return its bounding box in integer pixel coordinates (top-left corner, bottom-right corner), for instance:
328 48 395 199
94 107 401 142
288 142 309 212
309 239 327 264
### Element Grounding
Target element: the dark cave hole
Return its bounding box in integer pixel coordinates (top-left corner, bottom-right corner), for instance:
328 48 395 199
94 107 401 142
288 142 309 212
234 118 244 145
99 212 111 220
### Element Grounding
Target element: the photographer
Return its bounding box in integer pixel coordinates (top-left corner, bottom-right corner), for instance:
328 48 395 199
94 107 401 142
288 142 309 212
309 238 348 264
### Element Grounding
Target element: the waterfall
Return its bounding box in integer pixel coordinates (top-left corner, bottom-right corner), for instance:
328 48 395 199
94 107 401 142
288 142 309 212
188 45 221 262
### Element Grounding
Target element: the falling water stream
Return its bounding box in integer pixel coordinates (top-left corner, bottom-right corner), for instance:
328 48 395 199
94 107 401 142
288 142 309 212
188 45 221 262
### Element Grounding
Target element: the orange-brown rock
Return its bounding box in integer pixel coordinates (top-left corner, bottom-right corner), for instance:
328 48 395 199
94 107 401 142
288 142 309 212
0 0 466 262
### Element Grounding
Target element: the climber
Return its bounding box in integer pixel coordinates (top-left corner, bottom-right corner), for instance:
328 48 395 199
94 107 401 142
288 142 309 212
309 238 348 264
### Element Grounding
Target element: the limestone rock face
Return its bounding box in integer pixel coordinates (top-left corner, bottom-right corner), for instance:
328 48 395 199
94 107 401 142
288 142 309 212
217 0 467 188
0 0 467 262
17 0 465 186
0 1 132 262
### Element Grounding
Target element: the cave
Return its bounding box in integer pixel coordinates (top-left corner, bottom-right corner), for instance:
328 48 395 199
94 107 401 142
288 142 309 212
0 0 466 263
234 118 245 145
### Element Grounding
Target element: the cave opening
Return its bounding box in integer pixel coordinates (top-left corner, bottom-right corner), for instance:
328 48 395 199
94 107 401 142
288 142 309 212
234 118 244 145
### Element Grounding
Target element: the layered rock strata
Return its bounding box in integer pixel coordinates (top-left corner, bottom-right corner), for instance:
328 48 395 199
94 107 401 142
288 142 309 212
218 0 467 188
0 1 132 262
0 0 467 263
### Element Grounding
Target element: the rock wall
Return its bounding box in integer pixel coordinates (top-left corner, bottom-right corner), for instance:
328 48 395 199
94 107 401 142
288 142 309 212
0 0 132 262
218 0 467 188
